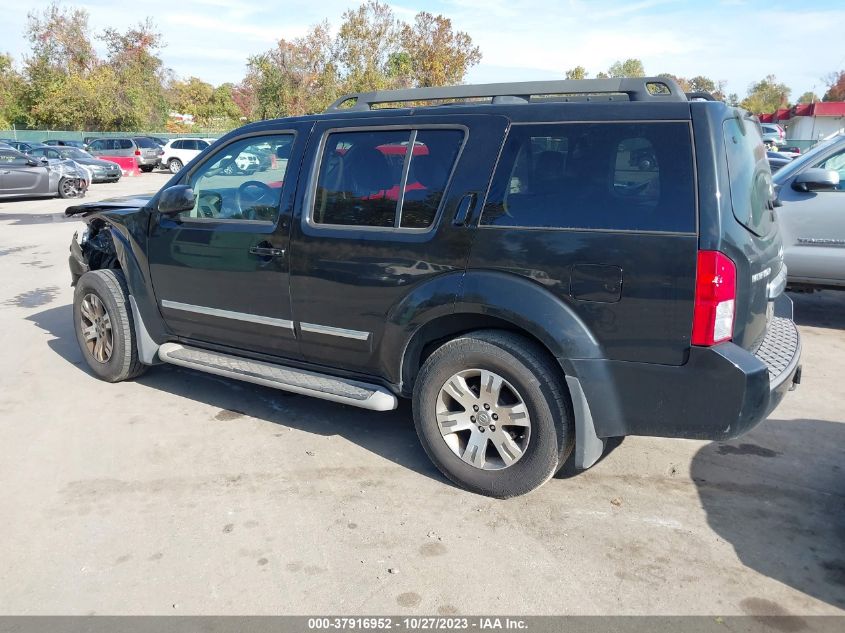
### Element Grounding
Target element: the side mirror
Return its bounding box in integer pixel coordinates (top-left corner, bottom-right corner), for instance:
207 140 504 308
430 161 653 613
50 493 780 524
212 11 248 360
792 168 840 192
157 184 196 215
26 158 39 167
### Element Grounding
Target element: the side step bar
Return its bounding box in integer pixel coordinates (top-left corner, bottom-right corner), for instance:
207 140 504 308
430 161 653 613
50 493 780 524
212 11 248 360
158 343 398 411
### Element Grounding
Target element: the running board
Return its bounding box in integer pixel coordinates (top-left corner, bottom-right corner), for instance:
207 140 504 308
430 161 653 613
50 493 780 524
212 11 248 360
157 343 397 411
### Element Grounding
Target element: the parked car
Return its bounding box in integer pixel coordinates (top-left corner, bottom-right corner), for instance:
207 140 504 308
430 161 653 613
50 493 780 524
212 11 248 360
767 152 792 173
0 146 88 198
0 140 42 154
772 133 845 290
86 137 162 172
82 136 100 148
161 138 214 174
144 136 169 147
28 146 121 183
761 123 786 147
65 77 801 498
43 139 87 149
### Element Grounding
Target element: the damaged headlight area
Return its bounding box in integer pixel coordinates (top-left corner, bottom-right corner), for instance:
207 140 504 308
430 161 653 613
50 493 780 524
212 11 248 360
69 219 117 285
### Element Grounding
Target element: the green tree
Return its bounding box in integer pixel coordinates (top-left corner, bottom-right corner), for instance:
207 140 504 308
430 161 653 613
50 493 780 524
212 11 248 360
336 1 401 93
100 19 168 130
0 54 26 127
564 66 587 80
797 90 819 104
607 59 645 78
741 74 791 113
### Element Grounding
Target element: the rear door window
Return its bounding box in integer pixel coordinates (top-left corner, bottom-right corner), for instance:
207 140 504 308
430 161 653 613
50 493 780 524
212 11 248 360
481 122 696 232
312 128 464 229
119 139 133 150
723 116 773 236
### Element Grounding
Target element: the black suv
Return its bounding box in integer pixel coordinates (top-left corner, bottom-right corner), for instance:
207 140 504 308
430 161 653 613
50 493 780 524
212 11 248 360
66 78 802 498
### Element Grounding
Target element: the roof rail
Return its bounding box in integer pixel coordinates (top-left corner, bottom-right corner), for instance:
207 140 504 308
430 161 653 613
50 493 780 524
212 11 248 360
325 77 688 112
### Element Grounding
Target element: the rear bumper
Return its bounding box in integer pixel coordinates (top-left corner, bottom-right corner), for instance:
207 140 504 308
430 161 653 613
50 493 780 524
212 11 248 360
571 295 801 441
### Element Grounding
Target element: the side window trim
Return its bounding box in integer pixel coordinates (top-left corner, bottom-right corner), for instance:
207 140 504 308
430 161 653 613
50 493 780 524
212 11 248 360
304 123 468 234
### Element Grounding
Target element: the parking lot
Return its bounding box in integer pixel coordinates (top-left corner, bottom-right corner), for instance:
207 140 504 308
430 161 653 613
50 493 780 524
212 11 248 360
0 173 843 616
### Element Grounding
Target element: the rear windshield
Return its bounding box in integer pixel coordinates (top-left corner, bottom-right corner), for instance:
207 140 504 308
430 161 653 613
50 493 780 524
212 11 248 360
134 137 158 148
723 115 773 237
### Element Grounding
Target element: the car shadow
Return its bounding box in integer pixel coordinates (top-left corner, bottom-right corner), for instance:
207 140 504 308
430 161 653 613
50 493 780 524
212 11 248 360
26 304 448 486
691 418 845 610
789 289 845 329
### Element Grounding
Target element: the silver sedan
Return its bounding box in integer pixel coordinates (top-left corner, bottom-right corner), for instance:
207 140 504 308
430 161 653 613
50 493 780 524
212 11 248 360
0 147 89 199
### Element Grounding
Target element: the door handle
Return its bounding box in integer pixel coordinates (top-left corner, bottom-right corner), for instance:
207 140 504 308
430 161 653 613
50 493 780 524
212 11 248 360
249 245 285 258
453 193 477 226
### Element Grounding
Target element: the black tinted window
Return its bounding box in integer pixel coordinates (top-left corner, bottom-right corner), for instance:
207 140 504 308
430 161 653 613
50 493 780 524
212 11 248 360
400 130 463 228
134 137 157 148
724 116 773 236
313 129 462 229
171 140 185 150
118 139 133 149
481 122 696 232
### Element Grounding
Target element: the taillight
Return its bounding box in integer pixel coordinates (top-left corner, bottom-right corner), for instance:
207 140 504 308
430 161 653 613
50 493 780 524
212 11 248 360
135 149 141 156
691 251 736 346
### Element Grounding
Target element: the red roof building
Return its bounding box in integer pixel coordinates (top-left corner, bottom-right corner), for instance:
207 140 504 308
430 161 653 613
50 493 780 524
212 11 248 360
759 102 845 140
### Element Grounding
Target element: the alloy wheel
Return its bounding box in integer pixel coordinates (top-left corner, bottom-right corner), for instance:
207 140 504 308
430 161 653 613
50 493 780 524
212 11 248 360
79 293 113 363
436 369 531 470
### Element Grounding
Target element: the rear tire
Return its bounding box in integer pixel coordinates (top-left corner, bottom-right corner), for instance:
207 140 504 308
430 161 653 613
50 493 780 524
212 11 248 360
412 330 573 498
73 269 147 383
139 165 153 173
168 158 183 174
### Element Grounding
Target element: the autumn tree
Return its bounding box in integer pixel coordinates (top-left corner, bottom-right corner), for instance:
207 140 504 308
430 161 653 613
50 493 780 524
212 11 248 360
400 12 481 87
823 71 845 101
797 91 819 104
244 1 483 119
741 74 791 113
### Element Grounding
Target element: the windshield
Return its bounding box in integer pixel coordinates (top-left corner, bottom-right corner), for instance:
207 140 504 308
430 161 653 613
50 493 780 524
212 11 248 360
772 135 843 184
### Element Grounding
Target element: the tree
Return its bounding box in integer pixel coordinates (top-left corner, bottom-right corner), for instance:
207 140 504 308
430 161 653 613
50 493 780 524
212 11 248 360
607 59 645 78
797 91 819 104
740 74 791 113
244 2 482 118
336 1 401 93
823 71 845 102
100 19 169 130
565 66 587 80
400 12 481 88
0 54 26 127
658 73 691 92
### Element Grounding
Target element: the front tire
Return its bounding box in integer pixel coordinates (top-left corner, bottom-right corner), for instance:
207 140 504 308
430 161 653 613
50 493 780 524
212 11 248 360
168 158 183 174
413 330 573 498
57 177 78 199
73 269 147 382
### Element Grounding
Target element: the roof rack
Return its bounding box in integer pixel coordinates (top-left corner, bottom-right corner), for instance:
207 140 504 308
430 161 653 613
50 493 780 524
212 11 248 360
325 77 687 112
685 91 717 101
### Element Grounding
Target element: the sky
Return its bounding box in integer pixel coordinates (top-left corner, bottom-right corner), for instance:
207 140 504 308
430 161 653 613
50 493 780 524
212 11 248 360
2 0 844 100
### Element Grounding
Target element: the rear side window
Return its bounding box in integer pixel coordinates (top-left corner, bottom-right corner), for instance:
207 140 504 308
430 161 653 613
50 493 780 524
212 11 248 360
481 122 696 232
134 138 156 148
119 139 133 149
312 129 463 229
723 116 773 236
172 140 185 150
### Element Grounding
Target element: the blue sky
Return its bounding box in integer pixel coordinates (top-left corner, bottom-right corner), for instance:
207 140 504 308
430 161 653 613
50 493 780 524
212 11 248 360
2 0 844 99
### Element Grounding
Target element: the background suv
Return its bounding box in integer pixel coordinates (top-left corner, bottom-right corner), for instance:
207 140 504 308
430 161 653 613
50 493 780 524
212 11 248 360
161 138 214 173
86 137 162 172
